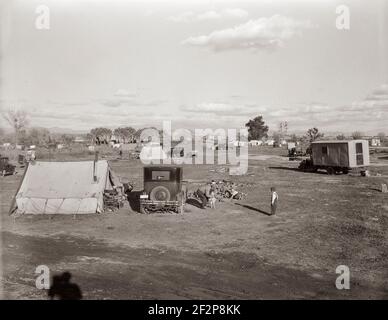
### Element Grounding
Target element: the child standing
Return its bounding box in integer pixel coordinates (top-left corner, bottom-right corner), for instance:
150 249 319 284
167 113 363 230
270 187 278 215
209 190 217 209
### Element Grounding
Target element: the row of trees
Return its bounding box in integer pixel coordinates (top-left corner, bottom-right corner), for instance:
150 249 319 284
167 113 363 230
337 131 386 142
88 127 157 145
245 116 325 143
0 109 150 146
1 109 386 147
245 115 387 144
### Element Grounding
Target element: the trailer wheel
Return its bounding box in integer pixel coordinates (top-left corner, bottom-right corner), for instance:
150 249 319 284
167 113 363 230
327 167 335 175
342 168 349 174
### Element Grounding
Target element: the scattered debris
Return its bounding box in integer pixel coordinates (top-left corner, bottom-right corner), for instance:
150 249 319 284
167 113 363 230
103 190 126 212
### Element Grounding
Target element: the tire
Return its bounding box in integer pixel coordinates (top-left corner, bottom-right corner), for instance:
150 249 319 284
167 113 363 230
342 168 349 174
327 167 335 175
224 190 232 198
150 186 171 201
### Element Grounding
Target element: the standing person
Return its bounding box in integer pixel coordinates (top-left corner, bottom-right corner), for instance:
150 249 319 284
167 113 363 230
209 189 217 209
196 182 212 209
270 187 278 215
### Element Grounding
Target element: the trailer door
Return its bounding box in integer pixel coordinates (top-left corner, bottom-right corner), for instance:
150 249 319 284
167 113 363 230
356 142 363 165
339 143 349 167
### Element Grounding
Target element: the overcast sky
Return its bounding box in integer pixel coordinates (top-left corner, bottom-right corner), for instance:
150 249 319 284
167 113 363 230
0 0 387 134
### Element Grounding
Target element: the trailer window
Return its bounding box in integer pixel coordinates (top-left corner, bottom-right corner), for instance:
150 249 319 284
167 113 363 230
356 143 363 154
322 146 328 155
356 143 363 165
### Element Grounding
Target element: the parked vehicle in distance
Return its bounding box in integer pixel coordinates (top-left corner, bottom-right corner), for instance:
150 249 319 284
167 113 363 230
299 140 370 175
0 156 16 176
139 166 186 214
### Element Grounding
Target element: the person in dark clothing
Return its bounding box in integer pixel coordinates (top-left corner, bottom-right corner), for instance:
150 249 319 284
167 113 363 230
196 189 207 209
48 272 82 300
196 183 212 209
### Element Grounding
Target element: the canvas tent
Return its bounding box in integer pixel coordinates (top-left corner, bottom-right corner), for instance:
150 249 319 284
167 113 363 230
11 160 122 214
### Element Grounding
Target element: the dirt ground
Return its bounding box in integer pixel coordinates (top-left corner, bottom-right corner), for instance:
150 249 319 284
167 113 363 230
1 146 388 299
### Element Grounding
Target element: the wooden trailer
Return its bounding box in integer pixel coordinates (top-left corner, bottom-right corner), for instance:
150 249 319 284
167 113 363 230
299 140 370 174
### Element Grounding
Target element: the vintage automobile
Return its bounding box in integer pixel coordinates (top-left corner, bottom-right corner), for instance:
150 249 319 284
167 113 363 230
139 166 186 214
0 156 16 176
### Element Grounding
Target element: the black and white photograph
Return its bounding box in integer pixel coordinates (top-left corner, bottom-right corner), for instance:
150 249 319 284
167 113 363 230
0 0 387 303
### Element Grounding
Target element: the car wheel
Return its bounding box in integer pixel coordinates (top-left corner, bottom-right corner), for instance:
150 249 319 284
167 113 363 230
150 186 171 202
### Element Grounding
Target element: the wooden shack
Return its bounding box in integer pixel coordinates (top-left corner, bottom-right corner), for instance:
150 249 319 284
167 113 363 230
311 140 370 169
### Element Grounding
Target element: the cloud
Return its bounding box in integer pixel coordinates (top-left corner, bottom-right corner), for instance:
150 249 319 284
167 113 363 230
114 89 137 98
168 8 248 23
222 8 249 19
100 89 168 108
7 83 387 133
168 11 195 23
182 15 314 51
181 102 266 116
364 84 388 101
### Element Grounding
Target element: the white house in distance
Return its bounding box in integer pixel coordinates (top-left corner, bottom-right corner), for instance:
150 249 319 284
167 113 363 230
248 140 263 146
370 137 381 147
74 136 86 143
233 141 247 147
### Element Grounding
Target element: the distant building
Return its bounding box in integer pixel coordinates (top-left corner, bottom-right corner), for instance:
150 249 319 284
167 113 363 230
370 137 381 147
287 142 296 150
249 140 263 146
233 141 247 147
74 136 86 143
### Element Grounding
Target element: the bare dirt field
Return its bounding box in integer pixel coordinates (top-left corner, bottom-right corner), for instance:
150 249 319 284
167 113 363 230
1 146 388 299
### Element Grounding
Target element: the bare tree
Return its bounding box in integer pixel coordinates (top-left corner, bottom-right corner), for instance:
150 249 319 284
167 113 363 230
90 127 112 145
290 134 299 143
377 132 386 143
1 109 29 145
351 131 363 140
336 133 346 140
113 127 136 143
305 127 324 143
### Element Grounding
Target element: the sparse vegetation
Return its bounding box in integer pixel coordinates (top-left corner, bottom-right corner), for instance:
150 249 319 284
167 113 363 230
1 109 29 145
305 127 324 143
351 131 363 140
